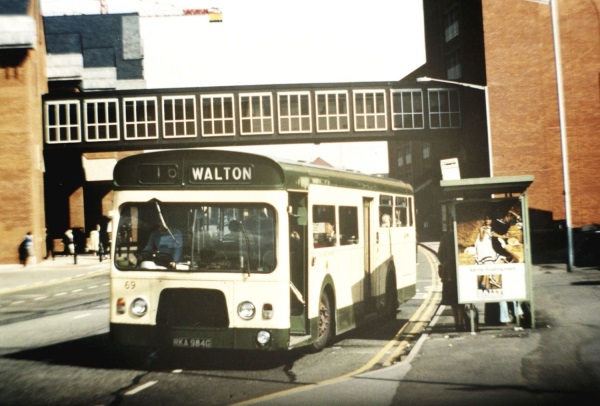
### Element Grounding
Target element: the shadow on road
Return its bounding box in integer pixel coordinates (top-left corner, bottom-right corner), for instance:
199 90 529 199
4 333 309 372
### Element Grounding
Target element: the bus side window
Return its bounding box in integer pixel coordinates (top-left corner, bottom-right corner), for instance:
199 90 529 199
379 195 393 227
339 206 359 245
395 196 408 227
313 205 336 248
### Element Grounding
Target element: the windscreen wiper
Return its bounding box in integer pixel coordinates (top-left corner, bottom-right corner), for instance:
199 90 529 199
154 200 179 246
239 222 252 276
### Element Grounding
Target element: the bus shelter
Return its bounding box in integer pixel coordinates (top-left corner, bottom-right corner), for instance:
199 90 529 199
441 175 535 330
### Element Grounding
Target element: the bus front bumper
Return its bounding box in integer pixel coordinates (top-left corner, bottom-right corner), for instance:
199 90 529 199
110 323 291 351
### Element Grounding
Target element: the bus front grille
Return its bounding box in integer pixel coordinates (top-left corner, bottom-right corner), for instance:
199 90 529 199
156 288 229 328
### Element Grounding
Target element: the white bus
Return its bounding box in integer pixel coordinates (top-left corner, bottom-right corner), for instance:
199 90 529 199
109 149 416 351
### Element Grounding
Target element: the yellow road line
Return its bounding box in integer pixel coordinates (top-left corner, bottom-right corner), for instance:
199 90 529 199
382 249 441 366
233 247 442 406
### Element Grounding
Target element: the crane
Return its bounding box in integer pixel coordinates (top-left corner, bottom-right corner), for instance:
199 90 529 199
98 0 223 22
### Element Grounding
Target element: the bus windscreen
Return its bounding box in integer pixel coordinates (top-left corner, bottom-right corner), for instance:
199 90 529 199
114 202 276 273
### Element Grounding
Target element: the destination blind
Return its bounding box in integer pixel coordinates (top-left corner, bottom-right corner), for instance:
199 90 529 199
189 164 253 184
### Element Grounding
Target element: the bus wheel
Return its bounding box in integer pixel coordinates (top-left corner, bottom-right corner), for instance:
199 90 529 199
312 291 334 351
384 273 398 319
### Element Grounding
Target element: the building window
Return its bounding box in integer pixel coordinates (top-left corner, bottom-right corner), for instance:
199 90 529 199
45 101 81 144
278 92 311 133
315 91 349 132
391 89 424 130
405 143 412 165
84 99 119 142
397 146 404 167
423 141 432 169
444 9 459 42
162 95 197 138
446 50 462 80
353 90 387 131
427 89 461 129
123 97 158 140
239 93 274 135
201 94 235 136
423 141 431 160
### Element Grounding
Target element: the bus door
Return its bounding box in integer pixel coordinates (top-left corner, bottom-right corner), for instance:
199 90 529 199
363 197 374 311
289 192 308 334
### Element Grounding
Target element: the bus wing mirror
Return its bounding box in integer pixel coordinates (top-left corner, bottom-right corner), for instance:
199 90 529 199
297 207 307 226
288 206 307 226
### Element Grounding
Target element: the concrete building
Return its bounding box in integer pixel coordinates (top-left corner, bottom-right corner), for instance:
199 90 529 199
42 12 145 252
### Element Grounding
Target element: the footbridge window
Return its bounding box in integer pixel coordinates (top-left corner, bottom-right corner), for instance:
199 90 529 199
124 97 159 140
426 89 461 129
278 91 311 134
239 93 274 135
353 89 387 131
45 100 81 143
201 94 236 136
391 89 424 130
315 90 349 133
85 99 120 142
162 95 197 138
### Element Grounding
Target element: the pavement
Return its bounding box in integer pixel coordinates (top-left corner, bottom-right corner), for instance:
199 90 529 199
0 253 109 294
2 245 600 405
252 242 600 405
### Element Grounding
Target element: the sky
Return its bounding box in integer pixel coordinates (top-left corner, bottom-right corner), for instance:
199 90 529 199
41 0 426 174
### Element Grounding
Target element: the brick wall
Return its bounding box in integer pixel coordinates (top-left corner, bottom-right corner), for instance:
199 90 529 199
0 0 48 263
482 0 600 228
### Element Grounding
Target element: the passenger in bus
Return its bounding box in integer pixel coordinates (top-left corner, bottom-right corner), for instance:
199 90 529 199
225 220 243 239
324 222 335 246
381 214 391 227
142 222 183 263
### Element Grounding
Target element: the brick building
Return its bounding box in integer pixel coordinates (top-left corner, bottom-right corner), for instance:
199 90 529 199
0 0 47 264
483 0 599 230
0 1 144 264
391 0 599 262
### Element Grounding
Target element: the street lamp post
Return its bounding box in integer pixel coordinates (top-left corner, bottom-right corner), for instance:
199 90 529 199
549 0 574 272
416 76 493 177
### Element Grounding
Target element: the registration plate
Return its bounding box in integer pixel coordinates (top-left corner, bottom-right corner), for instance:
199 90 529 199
172 338 212 348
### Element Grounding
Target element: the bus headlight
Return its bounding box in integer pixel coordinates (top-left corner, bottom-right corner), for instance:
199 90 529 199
131 298 148 317
237 301 256 320
256 330 271 346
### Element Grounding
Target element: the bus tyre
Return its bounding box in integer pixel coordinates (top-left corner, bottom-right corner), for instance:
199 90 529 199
312 291 334 352
384 273 398 319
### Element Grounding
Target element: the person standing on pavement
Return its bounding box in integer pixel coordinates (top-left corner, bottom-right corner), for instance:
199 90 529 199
44 228 53 259
18 231 34 267
89 224 100 254
438 228 466 331
63 229 75 256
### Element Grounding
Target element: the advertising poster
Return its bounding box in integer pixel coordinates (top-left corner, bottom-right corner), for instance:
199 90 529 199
454 198 528 304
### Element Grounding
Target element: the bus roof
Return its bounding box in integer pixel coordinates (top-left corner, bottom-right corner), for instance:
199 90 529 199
113 149 413 195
